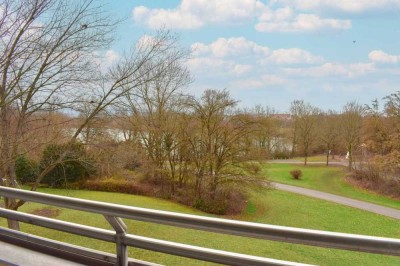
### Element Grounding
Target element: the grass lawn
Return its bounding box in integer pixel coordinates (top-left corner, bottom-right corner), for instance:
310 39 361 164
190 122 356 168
292 154 342 162
263 163 400 210
1 188 399 265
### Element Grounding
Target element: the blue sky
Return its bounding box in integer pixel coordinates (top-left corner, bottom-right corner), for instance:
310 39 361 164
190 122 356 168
102 0 400 112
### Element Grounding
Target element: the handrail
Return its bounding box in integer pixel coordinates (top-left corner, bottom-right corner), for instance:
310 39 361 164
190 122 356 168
0 227 159 266
0 209 308 266
1 186 400 265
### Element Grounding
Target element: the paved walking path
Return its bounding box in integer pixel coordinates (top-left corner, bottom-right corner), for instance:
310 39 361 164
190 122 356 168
268 159 348 166
272 182 400 220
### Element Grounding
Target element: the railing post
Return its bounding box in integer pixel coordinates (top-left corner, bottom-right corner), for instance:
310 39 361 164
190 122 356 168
104 215 128 266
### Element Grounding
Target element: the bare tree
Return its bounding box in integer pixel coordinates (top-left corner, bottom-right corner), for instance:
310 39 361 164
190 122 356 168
383 92 400 152
290 100 320 165
121 43 191 193
249 105 279 159
0 0 116 229
319 110 340 165
185 90 253 197
340 102 364 170
364 99 388 155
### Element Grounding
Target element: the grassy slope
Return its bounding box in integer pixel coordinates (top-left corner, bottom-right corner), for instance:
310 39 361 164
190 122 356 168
264 163 400 210
1 188 399 265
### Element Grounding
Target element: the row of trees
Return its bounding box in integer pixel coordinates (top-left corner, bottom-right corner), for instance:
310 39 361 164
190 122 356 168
290 100 364 169
289 94 400 170
69 91 400 203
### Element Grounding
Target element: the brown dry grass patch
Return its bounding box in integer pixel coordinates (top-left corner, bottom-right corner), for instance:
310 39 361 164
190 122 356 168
30 208 61 218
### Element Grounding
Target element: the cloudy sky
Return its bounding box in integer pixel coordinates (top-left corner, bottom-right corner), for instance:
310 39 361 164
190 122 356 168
103 0 400 111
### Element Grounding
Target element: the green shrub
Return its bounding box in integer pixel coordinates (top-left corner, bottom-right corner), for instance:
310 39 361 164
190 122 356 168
290 169 303 180
40 143 96 187
15 155 39 184
192 198 212 213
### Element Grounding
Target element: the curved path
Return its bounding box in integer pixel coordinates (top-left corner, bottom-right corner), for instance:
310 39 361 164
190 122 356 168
272 182 400 220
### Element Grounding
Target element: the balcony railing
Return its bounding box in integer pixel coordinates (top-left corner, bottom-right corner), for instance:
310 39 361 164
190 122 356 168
0 186 399 265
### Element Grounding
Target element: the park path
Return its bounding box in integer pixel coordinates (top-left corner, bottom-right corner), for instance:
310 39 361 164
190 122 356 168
271 182 400 220
268 159 348 166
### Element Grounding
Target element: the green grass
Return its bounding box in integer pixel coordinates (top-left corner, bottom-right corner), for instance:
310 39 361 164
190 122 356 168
263 163 400 210
1 188 399 265
292 154 342 162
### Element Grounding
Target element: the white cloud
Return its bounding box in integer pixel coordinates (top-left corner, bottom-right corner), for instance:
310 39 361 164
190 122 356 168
191 37 269 58
255 13 351 33
191 43 211 56
104 50 120 63
266 48 324 64
132 6 150 22
280 0 400 13
368 50 400 64
187 37 396 98
132 0 262 29
258 6 294 21
284 62 375 78
188 37 325 91
132 0 352 33
187 57 226 73
230 74 286 89
189 38 271 83
187 57 251 77
132 5 203 29
233 64 253 75
92 50 120 72
192 37 323 65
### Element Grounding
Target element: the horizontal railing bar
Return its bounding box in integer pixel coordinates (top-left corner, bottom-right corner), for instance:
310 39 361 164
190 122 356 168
0 210 307 266
0 227 161 266
0 227 115 265
0 208 115 243
123 234 313 266
1 186 400 256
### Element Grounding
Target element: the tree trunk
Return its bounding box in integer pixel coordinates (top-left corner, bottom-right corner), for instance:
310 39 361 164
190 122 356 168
4 194 21 231
7 216 20 231
326 152 329 166
4 165 21 230
348 149 353 171
304 150 308 165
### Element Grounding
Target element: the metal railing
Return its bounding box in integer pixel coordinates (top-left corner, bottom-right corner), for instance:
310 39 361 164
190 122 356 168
0 186 399 266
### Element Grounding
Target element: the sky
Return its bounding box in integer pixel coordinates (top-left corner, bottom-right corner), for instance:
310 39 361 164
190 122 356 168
101 0 400 112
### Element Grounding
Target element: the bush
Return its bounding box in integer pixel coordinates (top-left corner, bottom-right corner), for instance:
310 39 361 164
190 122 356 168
15 155 39 184
192 188 246 215
290 169 302 180
348 169 400 198
348 155 400 198
80 178 152 196
40 143 96 187
243 162 261 175
272 150 290 159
